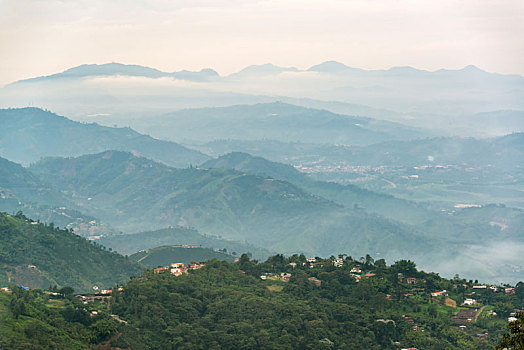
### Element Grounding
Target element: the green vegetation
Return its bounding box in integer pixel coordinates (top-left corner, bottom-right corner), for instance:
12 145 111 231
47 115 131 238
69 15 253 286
201 151 524 283
0 212 142 292
1 251 522 349
0 286 120 349
29 151 427 264
108 255 524 349
0 156 117 238
130 246 235 267
497 312 524 349
98 226 271 259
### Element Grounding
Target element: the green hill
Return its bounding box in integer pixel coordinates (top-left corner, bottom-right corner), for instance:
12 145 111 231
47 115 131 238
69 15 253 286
2 255 522 349
98 227 272 259
108 257 523 349
0 287 123 348
132 102 427 145
27 151 524 282
0 156 116 237
130 246 235 267
0 107 209 167
29 151 430 263
201 152 524 283
202 152 435 225
0 212 142 292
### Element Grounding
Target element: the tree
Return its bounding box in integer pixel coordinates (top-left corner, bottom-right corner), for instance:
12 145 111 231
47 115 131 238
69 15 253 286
497 312 524 349
59 286 75 298
516 281 524 300
392 260 417 277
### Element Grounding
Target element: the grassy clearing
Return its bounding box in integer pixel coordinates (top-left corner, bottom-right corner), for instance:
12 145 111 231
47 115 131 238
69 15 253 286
266 285 284 292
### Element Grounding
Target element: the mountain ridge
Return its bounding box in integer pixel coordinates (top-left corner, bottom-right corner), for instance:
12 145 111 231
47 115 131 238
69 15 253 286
7 61 524 86
0 107 210 167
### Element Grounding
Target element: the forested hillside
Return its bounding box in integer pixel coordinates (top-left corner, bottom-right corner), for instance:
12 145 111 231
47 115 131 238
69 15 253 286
0 212 142 291
202 152 435 225
0 156 116 237
98 226 271 259
109 256 524 349
2 254 523 349
29 151 427 263
130 246 235 267
0 288 121 349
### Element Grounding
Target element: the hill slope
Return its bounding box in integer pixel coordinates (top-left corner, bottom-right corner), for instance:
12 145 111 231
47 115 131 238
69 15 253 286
0 156 116 237
201 152 524 283
130 246 235 267
0 107 209 167
29 151 429 263
131 102 426 145
0 212 142 291
98 227 272 259
201 152 437 225
109 257 520 349
28 151 524 282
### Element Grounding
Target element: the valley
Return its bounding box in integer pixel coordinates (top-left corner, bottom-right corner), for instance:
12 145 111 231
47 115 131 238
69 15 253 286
0 48 523 348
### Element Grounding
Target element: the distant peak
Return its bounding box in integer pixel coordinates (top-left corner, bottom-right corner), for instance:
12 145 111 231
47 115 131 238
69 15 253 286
308 61 351 72
461 64 483 72
387 66 423 72
233 63 298 76
172 68 220 81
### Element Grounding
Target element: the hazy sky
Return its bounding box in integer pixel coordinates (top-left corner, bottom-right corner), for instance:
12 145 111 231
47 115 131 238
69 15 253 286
1 0 523 85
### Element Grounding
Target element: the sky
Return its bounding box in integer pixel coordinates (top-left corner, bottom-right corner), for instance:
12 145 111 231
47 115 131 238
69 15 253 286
1 0 524 85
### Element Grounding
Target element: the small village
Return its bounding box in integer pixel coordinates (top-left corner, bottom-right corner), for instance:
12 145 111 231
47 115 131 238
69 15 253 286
250 254 522 341
1 254 522 349
153 261 206 276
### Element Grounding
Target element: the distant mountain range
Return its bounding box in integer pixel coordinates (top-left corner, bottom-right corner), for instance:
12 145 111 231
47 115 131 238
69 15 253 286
128 102 428 145
199 133 524 169
9 63 219 84
196 134 524 207
0 107 209 166
2 62 522 136
8 61 521 83
201 151 524 233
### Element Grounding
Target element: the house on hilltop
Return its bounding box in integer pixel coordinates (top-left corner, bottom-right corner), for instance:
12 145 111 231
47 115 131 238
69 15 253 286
170 262 186 276
154 266 168 274
431 290 447 297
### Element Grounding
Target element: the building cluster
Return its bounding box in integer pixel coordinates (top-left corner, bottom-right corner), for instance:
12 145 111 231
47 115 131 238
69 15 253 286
154 262 206 277
260 272 292 282
333 257 344 268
